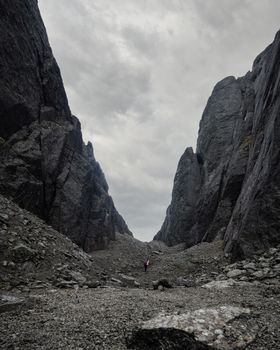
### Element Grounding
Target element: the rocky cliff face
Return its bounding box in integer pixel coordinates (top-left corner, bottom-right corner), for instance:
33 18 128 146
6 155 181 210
155 31 280 258
154 148 201 246
0 0 131 252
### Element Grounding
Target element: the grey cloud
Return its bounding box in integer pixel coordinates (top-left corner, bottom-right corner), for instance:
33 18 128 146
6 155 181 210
122 25 160 59
192 0 249 31
39 0 279 241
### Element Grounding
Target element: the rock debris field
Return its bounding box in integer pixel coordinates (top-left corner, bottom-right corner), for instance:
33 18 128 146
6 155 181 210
1 194 280 349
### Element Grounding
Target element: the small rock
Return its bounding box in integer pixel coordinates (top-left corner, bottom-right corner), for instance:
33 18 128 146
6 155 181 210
111 278 123 284
176 277 196 288
8 261 16 269
273 264 280 272
11 244 37 263
86 280 101 288
239 276 249 282
0 213 9 222
0 295 25 313
22 261 35 272
227 269 244 278
269 248 278 255
118 274 140 288
68 271 87 285
152 250 163 255
55 280 78 289
243 262 256 270
251 270 264 279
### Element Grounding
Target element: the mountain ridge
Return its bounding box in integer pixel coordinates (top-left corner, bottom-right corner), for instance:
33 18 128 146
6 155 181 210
155 30 280 258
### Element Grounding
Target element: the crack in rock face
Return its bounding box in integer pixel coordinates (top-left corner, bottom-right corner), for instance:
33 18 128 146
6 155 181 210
129 306 254 349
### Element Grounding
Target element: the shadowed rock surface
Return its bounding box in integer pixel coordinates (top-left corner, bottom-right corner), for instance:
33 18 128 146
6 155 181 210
0 0 131 251
155 31 280 258
127 328 213 350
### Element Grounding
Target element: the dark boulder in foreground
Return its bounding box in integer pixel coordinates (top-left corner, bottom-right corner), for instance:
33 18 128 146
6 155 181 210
155 31 280 258
0 0 131 251
127 328 213 350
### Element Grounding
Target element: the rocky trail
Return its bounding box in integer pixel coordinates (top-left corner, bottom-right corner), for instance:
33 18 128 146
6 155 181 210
1 194 280 349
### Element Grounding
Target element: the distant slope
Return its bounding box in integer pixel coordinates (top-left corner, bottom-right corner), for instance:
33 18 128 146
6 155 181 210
0 0 131 251
155 31 280 258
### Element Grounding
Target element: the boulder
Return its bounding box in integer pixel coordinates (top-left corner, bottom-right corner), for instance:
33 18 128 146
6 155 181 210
152 279 173 290
202 279 238 290
128 306 254 349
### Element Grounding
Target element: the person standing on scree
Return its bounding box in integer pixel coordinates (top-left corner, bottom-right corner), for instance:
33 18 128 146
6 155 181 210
144 259 150 272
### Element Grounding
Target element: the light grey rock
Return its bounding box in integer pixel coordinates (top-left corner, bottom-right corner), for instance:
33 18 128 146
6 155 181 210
202 279 238 290
227 269 244 278
251 271 265 279
131 306 253 349
118 274 140 288
111 278 123 285
0 213 9 222
243 262 257 270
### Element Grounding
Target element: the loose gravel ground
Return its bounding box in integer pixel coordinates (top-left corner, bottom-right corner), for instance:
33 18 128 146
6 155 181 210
1 280 280 349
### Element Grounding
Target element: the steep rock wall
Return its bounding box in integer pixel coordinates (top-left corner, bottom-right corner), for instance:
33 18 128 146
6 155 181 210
155 32 280 258
0 0 131 252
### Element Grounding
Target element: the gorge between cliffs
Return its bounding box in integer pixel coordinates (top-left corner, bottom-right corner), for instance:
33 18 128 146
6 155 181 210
0 1 280 349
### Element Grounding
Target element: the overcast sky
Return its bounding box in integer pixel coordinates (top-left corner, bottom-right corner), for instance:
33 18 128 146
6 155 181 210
39 0 279 242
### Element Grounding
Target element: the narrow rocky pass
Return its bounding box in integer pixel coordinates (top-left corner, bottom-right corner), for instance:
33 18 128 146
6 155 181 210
1 1 280 349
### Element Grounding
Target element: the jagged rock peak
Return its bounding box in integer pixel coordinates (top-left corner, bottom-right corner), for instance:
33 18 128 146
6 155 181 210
0 0 132 252
155 30 280 259
154 147 201 246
